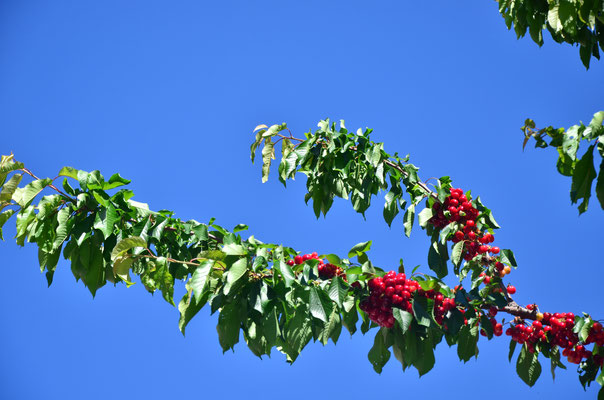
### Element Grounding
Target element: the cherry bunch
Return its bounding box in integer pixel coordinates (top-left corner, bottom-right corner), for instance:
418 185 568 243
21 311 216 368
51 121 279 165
286 252 345 280
429 188 507 265
480 306 504 337
506 311 604 366
360 271 456 328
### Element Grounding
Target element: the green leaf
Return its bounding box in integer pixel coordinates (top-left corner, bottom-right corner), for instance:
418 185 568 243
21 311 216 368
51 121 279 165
233 223 248 233
403 203 415 237
516 346 542 387
216 301 241 353
0 173 23 202
57 166 80 180
570 144 597 214
224 258 248 295
0 209 16 240
261 138 274 183
178 288 207 336
110 236 147 261
417 207 434 229
93 203 118 238
558 0 578 36
457 324 479 362
328 276 347 308
283 306 312 363
347 240 372 258
103 173 131 190
12 178 53 208
190 260 214 301
222 243 247 256
53 207 74 249
500 249 517 267
451 241 464 268
415 336 435 376
368 328 391 374
508 339 518 362
274 259 295 287
427 239 448 279
112 256 134 285
392 308 413 334
411 298 432 327
548 5 563 32
309 286 330 322
383 191 399 227
596 159 604 210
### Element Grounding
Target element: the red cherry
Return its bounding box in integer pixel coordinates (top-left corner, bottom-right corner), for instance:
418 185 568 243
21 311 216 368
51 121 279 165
454 231 465 241
507 285 516 295
287 259 295 266
490 246 500 254
294 255 303 265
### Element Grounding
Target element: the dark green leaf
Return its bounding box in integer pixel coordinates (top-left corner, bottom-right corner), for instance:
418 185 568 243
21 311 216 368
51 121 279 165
328 276 347 308
457 324 479 362
368 328 391 374
392 308 413 334
451 241 464 268
516 346 542 387
309 286 332 322
427 239 448 279
411 297 432 327
224 258 248 295
347 240 372 258
216 301 241 353
403 204 415 237
570 144 597 214
190 260 214 301
596 159 604 210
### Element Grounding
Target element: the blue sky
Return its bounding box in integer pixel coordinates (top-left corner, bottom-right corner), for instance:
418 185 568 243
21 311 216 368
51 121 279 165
1 1 603 399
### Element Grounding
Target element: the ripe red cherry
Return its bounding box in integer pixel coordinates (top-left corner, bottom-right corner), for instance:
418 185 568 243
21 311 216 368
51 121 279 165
454 231 465 241
287 259 295 266
466 220 475 228
294 255 303 265
507 285 516 295
490 246 500 254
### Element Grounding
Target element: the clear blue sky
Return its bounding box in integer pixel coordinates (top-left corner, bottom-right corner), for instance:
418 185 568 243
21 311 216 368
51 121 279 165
1 1 603 399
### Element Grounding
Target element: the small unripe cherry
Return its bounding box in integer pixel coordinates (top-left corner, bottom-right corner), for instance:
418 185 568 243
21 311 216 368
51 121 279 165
536 313 544 321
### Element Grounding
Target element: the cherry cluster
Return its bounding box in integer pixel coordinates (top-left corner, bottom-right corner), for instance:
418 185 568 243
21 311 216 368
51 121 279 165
360 271 456 328
286 252 345 280
506 311 604 366
480 306 504 337
429 188 508 269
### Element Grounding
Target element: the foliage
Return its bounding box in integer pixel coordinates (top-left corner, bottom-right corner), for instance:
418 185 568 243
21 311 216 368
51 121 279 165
1 120 603 396
496 0 604 68
522 110 604 214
